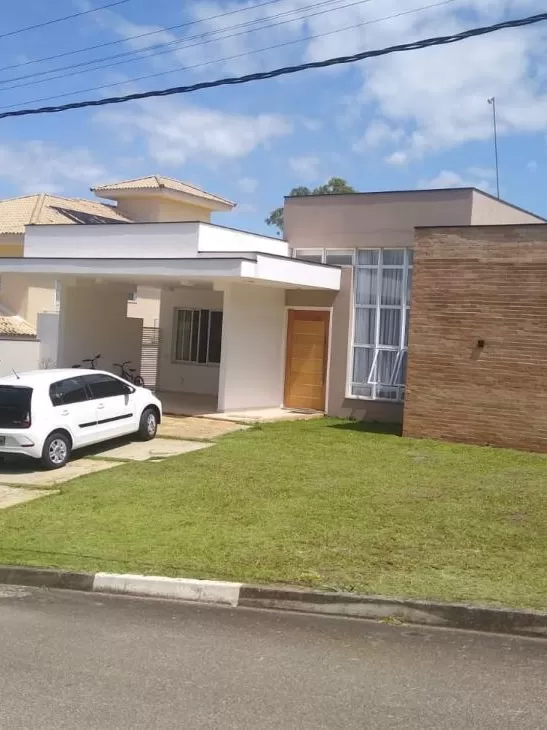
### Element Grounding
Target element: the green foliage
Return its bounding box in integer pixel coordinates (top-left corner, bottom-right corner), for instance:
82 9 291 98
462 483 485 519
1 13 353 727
266 177 356 235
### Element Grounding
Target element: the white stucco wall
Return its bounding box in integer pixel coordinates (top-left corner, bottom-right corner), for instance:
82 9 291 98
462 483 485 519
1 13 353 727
57 283 142 375
218 283 285 411
25 222 201 259
198 224 289 256
0 338 40 376
157 286 223 396
24 221 292 261
36 311 59 368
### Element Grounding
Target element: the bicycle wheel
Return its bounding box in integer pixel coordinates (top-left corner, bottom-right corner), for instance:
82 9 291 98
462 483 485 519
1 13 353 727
133 375 145 388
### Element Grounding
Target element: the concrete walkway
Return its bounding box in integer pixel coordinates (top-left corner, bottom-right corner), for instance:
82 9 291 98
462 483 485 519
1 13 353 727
0 485 58 509
159 415 247 440
0 418 234 507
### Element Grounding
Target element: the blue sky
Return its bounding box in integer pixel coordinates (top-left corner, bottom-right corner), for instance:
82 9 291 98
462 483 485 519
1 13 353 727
0 0 545 233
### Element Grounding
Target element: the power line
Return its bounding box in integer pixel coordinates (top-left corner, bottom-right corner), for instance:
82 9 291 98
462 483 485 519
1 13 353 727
0 0 456 108
0 0 131 41
0 12 545 121
0 0 356 89
0 0 288 73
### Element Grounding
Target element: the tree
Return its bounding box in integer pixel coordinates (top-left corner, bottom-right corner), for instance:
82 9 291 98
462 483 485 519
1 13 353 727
266 177 356 235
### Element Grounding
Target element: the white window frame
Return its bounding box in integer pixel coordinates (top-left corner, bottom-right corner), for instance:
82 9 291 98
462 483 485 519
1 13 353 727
348 248 412 403
293 248 355 265
54 280 61 308
172 307 223 366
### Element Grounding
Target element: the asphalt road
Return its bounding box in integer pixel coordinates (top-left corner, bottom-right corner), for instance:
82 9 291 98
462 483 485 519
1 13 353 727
0 587 546 729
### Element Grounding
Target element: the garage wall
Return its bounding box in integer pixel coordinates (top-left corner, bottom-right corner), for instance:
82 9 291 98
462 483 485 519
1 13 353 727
158 286 223 395
57 283 142 375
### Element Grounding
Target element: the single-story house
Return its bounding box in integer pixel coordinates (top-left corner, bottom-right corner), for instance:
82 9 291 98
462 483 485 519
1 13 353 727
1 178 545 451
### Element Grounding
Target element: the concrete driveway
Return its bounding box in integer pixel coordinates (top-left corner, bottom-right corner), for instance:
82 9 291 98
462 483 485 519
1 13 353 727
0 423 222 508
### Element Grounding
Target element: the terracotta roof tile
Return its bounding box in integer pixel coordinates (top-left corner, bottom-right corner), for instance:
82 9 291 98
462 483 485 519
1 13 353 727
0 193 131 234
92 175 235 207
0 305 36 337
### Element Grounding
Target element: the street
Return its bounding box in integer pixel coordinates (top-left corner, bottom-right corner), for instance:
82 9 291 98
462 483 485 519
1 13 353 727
0 587 546 729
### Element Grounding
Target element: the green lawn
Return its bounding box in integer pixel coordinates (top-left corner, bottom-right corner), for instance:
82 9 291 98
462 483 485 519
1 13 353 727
1 419 546 608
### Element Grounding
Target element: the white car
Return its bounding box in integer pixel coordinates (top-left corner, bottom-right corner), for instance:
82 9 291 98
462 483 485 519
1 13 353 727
0 369 162 470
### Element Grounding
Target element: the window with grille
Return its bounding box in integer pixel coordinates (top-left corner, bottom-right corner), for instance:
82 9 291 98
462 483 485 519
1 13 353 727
173 309 223 365
351 249 412 401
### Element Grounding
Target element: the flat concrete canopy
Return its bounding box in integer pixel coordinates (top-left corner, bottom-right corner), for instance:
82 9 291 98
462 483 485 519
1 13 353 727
0 253 341 291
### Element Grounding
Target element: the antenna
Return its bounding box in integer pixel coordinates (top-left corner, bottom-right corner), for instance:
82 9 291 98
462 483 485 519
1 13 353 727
487 97 500 198
12 368 20 380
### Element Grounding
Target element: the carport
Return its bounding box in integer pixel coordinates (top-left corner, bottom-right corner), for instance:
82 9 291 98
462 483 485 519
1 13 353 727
0 220 341 415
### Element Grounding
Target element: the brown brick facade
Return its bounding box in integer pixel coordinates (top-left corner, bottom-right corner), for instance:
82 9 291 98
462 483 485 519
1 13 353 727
403 225 547 453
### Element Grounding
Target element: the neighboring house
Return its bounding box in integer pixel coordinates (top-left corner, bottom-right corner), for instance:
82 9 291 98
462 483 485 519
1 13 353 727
1 182 546 451
0 303 40 374
0 176 235 376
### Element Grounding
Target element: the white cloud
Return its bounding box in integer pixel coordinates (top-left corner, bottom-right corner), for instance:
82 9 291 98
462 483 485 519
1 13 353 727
385 150 409 166
88 0 547 165
468 166 496 179
288 155 321 180
96 99 292 166
238 177 258 193
354 120 404 151
527 160 538 171
419 168 493 193
0 141 106 194
332 0 547 160
301 118 323 132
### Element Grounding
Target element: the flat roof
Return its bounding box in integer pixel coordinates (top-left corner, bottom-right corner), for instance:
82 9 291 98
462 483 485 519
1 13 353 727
284 186 546 223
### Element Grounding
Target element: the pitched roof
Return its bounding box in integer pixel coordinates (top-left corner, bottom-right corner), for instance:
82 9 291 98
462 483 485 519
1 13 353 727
91 175 235 207
0 304 36 338
0 193 131 234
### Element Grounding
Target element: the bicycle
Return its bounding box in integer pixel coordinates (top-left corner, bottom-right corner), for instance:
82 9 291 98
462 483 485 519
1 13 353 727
72 354 101 369
114 360 145 387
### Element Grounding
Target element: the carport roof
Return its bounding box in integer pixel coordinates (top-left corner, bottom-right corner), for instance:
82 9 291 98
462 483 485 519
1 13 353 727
0 252 341 291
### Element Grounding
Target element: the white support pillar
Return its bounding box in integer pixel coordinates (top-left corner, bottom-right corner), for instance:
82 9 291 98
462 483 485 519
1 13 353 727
218 283 286 412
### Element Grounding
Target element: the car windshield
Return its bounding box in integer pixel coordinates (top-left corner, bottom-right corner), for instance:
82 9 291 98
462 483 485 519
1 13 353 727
0 385 32 428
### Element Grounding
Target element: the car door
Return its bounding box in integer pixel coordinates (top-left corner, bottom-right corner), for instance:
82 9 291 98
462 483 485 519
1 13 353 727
82 373 137 442
49 376 98 447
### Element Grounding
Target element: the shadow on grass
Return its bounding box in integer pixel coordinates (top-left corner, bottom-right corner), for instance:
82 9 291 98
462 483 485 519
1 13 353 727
329 420 403 436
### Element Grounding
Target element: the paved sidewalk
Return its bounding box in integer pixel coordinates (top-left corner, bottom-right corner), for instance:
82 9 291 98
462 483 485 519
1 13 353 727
159 415 248 440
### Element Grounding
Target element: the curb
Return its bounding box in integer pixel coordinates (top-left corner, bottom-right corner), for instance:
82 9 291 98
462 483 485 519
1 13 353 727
1 565 546 639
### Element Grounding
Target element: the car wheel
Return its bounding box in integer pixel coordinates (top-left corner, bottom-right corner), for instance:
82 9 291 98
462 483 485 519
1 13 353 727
138 407 158 441
41 431 71 470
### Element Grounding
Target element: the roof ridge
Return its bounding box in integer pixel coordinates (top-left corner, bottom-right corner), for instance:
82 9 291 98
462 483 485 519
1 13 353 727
0 193 42 204
92 174 156 190
29 192 47 224
47 193 120 207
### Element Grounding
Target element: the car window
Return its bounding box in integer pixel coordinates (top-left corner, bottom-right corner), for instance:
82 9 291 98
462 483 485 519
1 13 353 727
83 374 131 400
49 377 89 407
0 386 32 427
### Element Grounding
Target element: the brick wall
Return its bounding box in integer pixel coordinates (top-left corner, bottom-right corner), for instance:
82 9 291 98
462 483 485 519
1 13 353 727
403 224 547 453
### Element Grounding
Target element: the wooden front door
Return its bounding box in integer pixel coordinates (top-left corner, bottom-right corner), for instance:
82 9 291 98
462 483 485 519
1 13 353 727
284 310 330 411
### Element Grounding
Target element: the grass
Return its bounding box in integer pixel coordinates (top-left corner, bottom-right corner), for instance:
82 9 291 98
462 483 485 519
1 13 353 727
0 418 546 609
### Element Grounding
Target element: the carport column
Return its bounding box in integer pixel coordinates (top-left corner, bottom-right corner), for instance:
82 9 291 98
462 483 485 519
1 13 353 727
217 283 286 412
